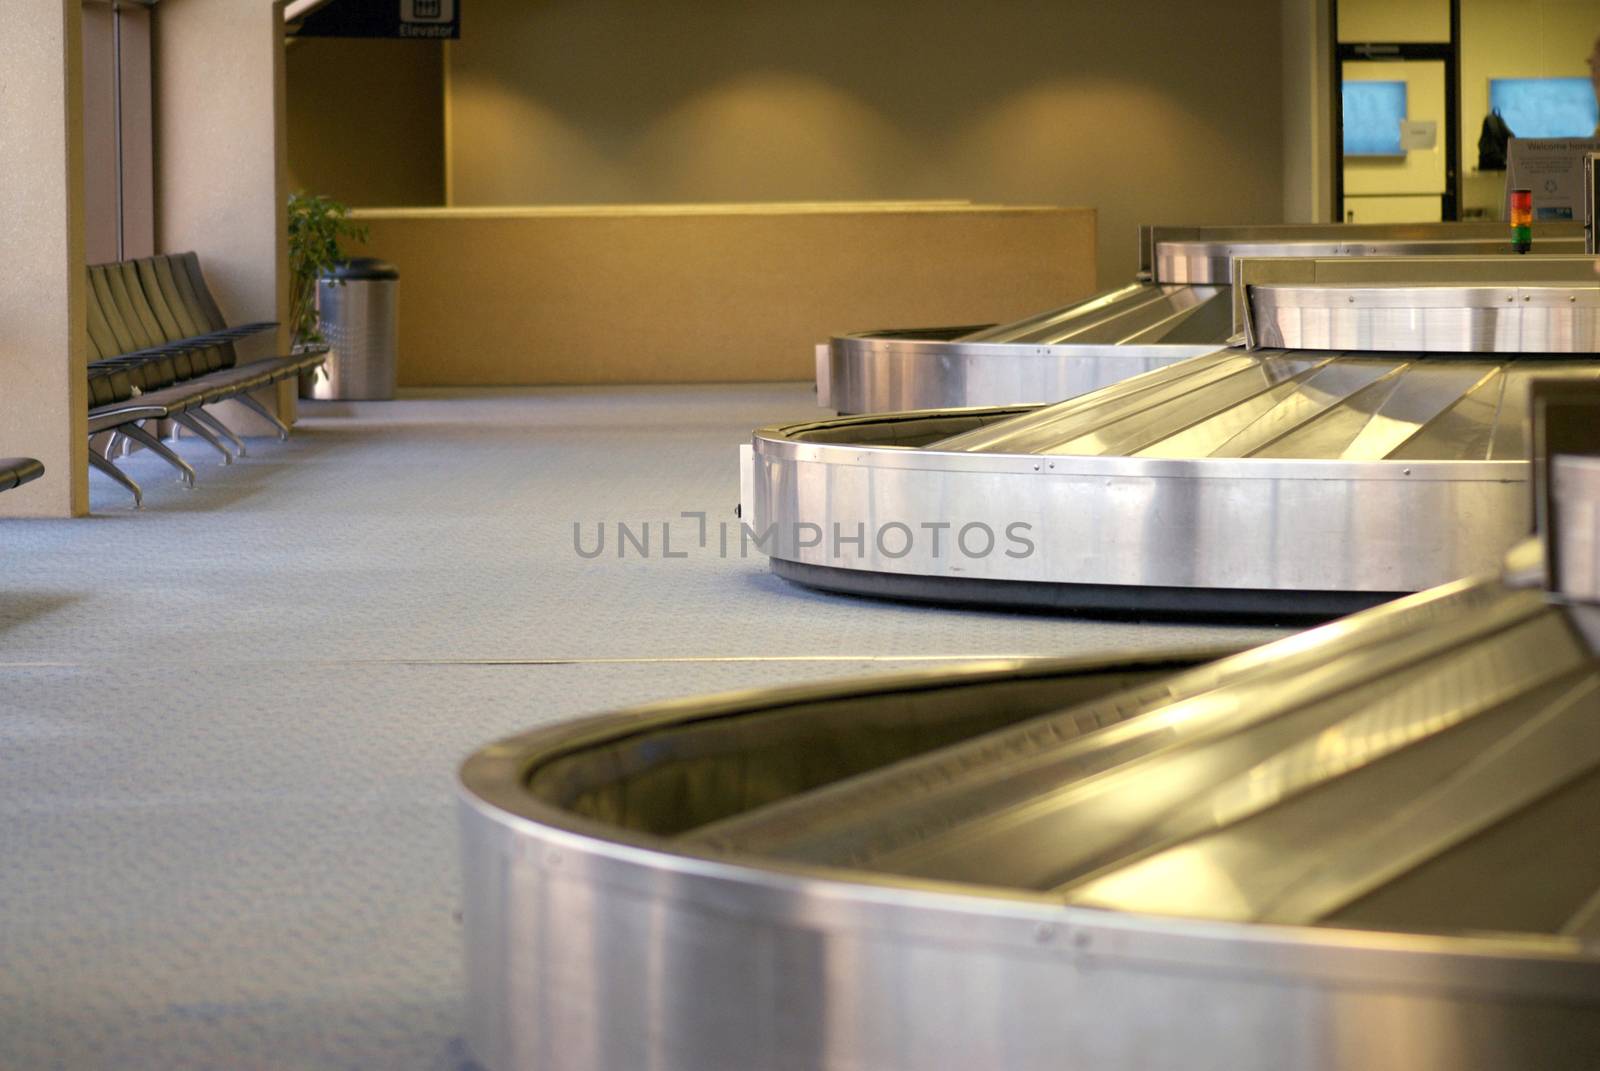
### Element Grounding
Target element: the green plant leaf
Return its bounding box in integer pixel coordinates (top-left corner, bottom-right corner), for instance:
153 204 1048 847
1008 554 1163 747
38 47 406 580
286 191 371 348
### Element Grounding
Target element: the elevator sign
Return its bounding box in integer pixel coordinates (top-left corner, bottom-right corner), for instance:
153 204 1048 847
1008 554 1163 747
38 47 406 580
293 0 460 39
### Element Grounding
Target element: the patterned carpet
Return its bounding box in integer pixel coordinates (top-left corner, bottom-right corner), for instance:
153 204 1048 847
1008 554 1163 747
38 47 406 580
0 384 1285 1071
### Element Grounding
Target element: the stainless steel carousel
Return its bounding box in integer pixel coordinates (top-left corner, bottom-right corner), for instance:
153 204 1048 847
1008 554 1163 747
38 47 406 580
822 222 1587 414
460 384 1600 1071
754 254 1600 618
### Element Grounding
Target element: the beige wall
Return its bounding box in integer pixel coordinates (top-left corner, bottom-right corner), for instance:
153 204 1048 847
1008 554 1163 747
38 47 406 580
155 0 293 431
0 0 87 517
1341 57 1449 221
83 6 155 264
441 0 1286 287
1335 2 1451 223
286 38 445 206
1283 0 1336 223
1337 0 1451 41
1328 0 1600 222
352 203 1096 386
1460 0 1600 219
82 4 118 265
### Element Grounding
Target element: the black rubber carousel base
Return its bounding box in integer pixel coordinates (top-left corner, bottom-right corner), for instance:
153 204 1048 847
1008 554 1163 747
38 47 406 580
771 559 1401 624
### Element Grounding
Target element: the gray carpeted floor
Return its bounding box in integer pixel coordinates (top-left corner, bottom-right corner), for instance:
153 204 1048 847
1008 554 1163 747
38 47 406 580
0 385 1288 1071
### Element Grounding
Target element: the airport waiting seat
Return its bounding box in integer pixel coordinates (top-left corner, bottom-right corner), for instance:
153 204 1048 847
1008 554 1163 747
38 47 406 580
0 457 45 494
84 252 328 506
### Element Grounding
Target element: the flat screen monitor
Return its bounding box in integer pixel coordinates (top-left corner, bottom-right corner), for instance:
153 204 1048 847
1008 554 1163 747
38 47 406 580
1343 81 1407 156
1489 78 1599 139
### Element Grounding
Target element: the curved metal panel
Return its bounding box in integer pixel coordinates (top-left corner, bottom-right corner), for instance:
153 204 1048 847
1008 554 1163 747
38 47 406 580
757 348 1600 614
750 427 1524 598
824 337 1212 415
1154 236 1572 284
460 774 1600 1071
826 224 1589 414
1254 283 1600 354
459 569 1600 1071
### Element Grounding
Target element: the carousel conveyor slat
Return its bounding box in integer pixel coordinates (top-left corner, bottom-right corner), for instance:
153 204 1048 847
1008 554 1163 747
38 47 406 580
957 284 1232 346
763 293 1600 614
925 350 1600 460
954 281 1152 342
519 655 1207 837
684 577 1600 935
1116 284 1238 344
1075 669 1600 928
461 384 1600 1071
823 228 1591 415
684 576 1536 862
1070 672 1600 930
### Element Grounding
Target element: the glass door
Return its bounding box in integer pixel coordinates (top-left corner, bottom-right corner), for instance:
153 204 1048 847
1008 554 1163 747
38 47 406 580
1341 57 1451 222
1332 0 1462 222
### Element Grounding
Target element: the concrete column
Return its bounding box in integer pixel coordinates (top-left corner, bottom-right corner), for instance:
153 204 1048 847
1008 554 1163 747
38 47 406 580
0 1 88 517
82 3 119 265
153 0 293 434
1282 0 1335 223
84 5 154 264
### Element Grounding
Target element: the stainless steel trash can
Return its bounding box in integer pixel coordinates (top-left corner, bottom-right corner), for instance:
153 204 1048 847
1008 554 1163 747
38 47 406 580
313 258 399 400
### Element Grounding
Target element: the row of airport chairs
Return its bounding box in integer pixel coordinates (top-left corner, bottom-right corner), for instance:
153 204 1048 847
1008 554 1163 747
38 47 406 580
85 253 327 507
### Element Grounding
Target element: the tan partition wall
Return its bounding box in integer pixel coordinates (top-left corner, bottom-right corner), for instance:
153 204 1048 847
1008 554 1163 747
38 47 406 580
0 1 86 517
154 0 291 432
353 202 1096 387
436 1 1284 288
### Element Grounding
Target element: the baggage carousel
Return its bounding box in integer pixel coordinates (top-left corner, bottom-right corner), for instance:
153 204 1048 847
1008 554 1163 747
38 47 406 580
459 386 1600 1071
822 222 1587 414
754 256 1600 618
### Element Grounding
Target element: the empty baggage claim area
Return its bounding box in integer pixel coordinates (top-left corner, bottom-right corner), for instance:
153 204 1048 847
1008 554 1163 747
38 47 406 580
6 2 1600 1070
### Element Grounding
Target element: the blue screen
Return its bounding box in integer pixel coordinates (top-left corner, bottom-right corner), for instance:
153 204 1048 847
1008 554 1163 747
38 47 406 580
1343 81 1407 156
1489 78 1599 139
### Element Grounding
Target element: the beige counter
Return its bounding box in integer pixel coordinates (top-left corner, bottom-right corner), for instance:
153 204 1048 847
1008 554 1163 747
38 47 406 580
351 201 1096 387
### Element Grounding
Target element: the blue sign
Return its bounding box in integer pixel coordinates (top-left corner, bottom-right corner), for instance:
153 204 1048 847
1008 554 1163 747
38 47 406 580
294 0 459 40
1490 78 1599 140
1343 81 1407 157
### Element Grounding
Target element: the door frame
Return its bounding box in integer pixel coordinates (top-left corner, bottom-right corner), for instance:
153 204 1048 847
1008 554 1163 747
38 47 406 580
1330 0 1462 222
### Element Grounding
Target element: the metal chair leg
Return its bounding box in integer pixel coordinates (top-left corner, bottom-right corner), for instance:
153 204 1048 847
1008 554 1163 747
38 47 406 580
172 412 234 464
192 408 246 457
119 422 198 488
236 393 290 441
88 446 143 508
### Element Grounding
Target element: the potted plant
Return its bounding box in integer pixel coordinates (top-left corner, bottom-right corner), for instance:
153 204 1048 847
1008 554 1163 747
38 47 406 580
287 191 368 395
